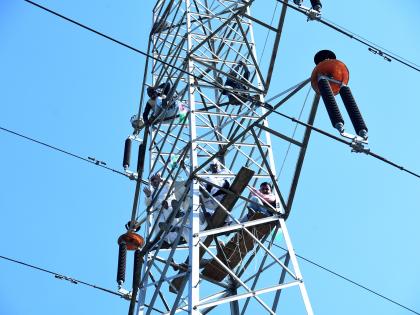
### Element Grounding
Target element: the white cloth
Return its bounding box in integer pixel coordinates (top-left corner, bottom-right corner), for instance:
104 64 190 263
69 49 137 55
152 97 179 121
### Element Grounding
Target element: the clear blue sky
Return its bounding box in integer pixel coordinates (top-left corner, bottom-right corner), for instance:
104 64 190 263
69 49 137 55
0 1 419 314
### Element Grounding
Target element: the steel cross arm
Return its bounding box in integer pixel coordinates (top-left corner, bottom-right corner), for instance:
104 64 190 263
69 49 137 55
168 272 188 315
145 269 188 289
201 292 231 315
255 123 302 147
264 0 288 91
240 231 280 315
195 175 267 204
278 217 314 314
186 1 253 58
197 215 280 237
190 56 264 94
148 271 171 311
242 13 277 32
149 111 190 180
272 254 290 312
196 279 301 310
158 3 243 35
190 78 311 178
154 22 187 84
234 15 267 89
199 241 275 315
243 252 289 284
285 94 320 217
195 110 259 119
250 127 287 211
153 255 232 290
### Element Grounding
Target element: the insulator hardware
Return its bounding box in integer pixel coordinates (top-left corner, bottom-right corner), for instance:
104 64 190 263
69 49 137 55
311 59 349 95
128 250 143 315
123 138 132 170
118 232 145 251
339 86 368 139
137 143 146 173
314 50 336 65
117 242 127 286
310 0 322 11
293 0 303 5
312 50 368 141
318 78 345 132
132 250 142 291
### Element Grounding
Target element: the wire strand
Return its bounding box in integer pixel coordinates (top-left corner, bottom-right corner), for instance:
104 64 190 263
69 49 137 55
0 125 129 179
0 254 125 298
276 0 420 73
23 0 263 94
270 243 420 315
265 108 420 180
277 86 311 178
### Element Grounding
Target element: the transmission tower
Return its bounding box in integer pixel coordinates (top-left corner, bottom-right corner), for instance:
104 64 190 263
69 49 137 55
121 1 322 314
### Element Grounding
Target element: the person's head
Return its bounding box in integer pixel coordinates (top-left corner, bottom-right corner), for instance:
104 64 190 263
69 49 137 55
209 159 221 173
150 173 162 189
259 182 272 195
147 86 159 100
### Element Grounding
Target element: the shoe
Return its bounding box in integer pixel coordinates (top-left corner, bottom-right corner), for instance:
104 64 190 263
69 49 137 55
161 241 172 249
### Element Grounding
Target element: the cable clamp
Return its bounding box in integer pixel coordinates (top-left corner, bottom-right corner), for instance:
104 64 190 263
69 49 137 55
125 170 138 180
305 7 321 21
118 287 132 300
54 274 78 284
350 139 370 154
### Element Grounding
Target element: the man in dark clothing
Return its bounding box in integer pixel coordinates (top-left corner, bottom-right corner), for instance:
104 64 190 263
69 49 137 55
142 82 177 125
219 60 251 105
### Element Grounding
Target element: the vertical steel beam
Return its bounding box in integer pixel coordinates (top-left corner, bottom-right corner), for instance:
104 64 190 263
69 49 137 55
185 1 201 314
286 94 320 216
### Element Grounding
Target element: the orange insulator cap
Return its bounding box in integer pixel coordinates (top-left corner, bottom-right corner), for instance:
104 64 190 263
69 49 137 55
118 232 144 250
311 59 349 95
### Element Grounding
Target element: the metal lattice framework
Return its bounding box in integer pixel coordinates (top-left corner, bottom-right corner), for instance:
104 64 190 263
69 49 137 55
128 1 321 314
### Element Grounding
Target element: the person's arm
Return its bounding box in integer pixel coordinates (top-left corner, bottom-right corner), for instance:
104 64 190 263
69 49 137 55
228 63 241 78
142 101 152 124
241 63 250 81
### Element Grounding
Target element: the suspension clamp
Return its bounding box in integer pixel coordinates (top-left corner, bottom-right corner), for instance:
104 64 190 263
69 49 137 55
350 139 370 154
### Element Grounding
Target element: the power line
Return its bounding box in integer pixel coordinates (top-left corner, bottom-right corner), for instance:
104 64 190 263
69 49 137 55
0 125 129 179
271 243 420 315
0 254 126 299
276 0 420 73
25 0 419 179
23 0 263 94
277 85 311 178
264 108 420 180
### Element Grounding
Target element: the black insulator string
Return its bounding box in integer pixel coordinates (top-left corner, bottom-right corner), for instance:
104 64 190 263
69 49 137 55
0 125 133 180
23 0 263 94
117 242 127 285
270 244 420 315
276 0 420 73
261 107 420 179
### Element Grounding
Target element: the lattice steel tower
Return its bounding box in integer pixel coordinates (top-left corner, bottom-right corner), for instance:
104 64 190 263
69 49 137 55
124 1 321 314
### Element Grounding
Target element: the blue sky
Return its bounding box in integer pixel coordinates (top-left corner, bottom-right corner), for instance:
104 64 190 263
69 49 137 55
0 1 419 314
